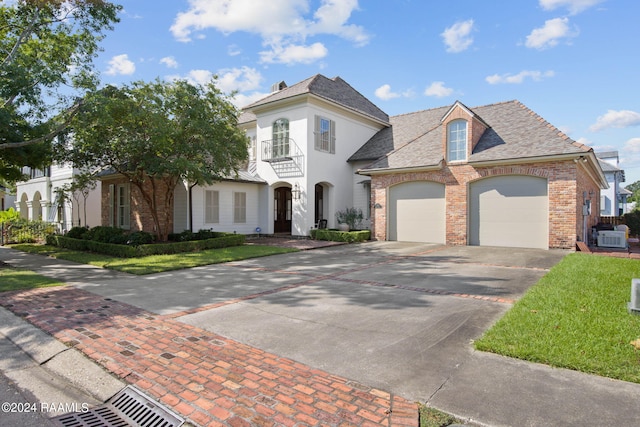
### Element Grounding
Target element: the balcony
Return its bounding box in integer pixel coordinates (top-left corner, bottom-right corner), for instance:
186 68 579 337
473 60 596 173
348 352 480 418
261 138 304 177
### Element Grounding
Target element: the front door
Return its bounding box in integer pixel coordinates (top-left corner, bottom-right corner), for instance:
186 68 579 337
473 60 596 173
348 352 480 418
274 187 292 233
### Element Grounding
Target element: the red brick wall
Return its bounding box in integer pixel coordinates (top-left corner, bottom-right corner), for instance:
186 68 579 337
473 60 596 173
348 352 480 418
101 176 174 237
371 160 594 249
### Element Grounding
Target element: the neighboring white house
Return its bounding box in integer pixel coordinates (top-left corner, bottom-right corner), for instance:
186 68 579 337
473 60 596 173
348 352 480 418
597 151 627 216
1 185 15 211
15 163 101 231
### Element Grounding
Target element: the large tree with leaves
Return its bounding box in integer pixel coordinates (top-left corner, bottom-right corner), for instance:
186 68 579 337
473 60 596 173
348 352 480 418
64 79 250 241
0 0 120 181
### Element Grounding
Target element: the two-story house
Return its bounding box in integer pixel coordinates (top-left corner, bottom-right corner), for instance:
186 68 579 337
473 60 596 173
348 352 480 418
15 164 101 231
597 151 627 217
100 74 607 249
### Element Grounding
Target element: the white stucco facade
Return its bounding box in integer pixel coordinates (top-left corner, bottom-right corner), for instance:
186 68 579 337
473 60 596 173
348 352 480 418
15 163 101 231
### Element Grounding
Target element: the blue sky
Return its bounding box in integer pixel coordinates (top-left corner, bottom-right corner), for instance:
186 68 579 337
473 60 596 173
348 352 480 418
96 0 640 184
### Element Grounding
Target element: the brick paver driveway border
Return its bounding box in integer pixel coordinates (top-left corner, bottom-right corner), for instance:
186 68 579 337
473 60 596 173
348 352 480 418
0 286 419 427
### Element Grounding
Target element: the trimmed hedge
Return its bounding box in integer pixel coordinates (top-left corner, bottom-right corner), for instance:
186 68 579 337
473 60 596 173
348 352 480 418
46 233 245 258
310 229 370 243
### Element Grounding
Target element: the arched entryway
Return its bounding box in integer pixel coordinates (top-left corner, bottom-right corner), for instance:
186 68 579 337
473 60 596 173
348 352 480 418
274 186 292 233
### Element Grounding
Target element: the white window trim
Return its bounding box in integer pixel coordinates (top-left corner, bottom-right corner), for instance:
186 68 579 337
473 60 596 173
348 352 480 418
314 115 336 154
117 183 130 230
447 119 467 162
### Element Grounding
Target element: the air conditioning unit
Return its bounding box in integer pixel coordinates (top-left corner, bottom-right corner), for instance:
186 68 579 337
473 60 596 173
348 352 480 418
597 230 626 248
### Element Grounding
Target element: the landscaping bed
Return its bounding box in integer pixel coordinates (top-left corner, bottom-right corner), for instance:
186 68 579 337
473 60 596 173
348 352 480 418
310 228 371 243
47 226 245 258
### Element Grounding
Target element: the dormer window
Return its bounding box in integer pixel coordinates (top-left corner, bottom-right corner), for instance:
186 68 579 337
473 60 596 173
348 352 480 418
447 119 467 162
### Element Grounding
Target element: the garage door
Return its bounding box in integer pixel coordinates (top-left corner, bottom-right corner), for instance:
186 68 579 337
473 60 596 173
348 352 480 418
388 181 445 243
469 175 548 249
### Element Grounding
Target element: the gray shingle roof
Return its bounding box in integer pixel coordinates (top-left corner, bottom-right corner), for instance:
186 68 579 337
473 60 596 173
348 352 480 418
353 100 592 170
241 74 389 124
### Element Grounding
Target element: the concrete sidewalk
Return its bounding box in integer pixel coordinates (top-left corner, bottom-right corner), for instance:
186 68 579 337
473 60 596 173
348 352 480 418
1 244 640 426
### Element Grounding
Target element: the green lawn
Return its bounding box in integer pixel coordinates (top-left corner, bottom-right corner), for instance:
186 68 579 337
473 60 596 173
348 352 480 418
10 244 297 275
0 266 65 292
475 253 640 383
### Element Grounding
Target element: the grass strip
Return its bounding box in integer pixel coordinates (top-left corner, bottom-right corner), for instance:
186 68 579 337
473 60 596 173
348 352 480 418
475 253 640 383
0 266 65 292
11 244 297 275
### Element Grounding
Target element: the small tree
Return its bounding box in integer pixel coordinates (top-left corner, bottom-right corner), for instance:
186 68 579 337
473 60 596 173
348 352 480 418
336 207 364 230
65 79 249 241
61 172 97 227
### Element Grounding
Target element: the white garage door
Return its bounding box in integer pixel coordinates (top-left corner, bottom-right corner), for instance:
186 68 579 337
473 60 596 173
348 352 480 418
469 175 548 249
388 181 445 243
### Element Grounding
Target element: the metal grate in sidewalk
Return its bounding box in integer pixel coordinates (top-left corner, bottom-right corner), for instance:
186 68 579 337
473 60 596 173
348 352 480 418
51 386 184 427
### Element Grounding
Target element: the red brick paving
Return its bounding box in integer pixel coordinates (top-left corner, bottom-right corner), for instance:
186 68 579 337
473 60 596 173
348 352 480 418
0 286 418 427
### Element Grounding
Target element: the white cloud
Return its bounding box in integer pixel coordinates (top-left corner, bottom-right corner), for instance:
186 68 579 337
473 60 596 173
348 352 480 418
105 54 135 76
589 110 640 132
170 0 369 65
624 138 640 153
622 138 640 153
216 67 263 92
441 19 474 53
227 44 242 56
539 0 604 15
375 84 401 101
424 81 453 98
160 56 179 69
374 84 414 101
184 69 214 86
526 17 577 50
259 42 328 65
485 70 555 84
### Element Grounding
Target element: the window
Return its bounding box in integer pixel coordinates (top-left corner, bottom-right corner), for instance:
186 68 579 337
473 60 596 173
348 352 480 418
314 115 335 153
447 120 467 162
205 190 219 223
233 192 246 223
117 184 130 229
111 183 130 229
272 118 289 158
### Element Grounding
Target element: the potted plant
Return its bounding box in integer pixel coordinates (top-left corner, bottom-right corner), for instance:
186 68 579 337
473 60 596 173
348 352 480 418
335 207 363 232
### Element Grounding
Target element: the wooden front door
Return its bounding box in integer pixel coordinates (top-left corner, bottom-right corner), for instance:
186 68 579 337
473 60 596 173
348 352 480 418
274 187 292 233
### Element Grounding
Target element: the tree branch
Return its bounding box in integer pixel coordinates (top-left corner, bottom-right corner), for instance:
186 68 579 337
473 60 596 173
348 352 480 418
0 97 84 150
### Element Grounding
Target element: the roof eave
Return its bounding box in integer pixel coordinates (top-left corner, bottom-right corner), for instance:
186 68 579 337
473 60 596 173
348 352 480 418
357 161 444 176
469 152 609 188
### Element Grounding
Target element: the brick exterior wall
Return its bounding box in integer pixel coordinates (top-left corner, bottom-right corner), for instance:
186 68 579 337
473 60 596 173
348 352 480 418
101 176 174 237
370 160 599 249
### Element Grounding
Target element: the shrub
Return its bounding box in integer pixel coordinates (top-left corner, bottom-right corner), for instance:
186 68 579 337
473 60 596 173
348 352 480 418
335 207 364 230
83 226 125 243
623 211 640 237
66 226 89 239
48 232 245 258
126 231 155 246
312 229 370 243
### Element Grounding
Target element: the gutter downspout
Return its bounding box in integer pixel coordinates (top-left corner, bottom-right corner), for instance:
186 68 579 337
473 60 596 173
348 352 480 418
188 181 198 233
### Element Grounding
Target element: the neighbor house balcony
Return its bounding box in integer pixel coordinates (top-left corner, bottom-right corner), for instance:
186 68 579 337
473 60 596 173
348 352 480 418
261 138 304 177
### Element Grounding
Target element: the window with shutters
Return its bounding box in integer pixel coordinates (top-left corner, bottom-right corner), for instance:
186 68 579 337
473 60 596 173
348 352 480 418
205 190 219 223
314 115 335 153
116 184 130 229
233 192 246 223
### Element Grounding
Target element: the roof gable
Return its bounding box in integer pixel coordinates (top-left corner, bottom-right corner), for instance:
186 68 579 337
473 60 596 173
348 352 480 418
354 100 593 171
242 74 389 124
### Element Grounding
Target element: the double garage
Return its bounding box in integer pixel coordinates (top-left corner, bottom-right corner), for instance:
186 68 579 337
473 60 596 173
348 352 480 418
388 175 549 249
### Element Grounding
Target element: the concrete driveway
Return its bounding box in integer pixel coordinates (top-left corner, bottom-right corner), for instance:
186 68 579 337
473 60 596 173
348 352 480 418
126 241 565 403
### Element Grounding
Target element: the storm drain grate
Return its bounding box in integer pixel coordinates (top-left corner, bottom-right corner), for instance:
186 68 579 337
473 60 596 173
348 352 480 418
51 386 184 427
